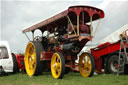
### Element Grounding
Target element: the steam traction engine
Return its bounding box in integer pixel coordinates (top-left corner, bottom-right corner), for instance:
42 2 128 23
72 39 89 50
23 6 104 79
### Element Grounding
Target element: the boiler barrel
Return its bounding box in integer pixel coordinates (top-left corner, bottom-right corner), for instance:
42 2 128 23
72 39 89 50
62 42 80 54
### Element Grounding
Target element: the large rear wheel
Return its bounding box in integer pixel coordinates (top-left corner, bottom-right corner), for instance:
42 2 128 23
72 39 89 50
25 41 43 76
79 53 95 77
51 52 65 79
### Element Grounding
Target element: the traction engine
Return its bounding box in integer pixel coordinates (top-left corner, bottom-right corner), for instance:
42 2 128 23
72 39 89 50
23 6 104 79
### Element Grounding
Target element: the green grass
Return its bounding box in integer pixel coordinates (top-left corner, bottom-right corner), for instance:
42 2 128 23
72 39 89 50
0 72 128 85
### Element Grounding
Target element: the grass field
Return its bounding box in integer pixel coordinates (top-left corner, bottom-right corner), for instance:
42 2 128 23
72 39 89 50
0 72 128 85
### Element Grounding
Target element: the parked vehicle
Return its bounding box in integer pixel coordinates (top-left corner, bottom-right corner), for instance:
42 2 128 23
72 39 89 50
90 25 128 74
0 41 25 76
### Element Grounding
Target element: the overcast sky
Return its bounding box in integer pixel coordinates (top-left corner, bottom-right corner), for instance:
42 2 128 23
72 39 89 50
1 0 128 53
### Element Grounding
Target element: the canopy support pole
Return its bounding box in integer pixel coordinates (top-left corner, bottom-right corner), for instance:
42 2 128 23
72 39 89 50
90 16 93 37
77 15 80 36
32 31 34 41
67 16 77 35
24 32 31 41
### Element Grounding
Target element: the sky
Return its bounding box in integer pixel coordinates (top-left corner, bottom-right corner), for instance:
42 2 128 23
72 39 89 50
1 0 128 53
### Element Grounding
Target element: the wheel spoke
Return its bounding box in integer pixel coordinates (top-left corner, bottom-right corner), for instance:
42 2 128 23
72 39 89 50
32 59 36 65
28 56 31 64
86 58 91 71
53 55 57 63
27 44 35 71
57 64 60 71
85 60 91 68
32 55 36 64
29 47 32 55
56 68 60 74
57 57 60 63
29 62 32 70
80 67 88 74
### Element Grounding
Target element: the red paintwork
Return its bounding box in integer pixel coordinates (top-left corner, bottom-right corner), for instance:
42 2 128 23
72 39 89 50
40 52 53 60
94 59 102 73
69 6 104 17
15 54 25 70
91 41 128 73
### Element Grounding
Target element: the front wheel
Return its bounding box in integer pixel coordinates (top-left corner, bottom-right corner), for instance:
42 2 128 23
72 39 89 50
79 53 95 77
25 41 44 77
51 52 65 79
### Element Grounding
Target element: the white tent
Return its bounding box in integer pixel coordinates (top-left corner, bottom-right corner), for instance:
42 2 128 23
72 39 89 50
99 24 128 44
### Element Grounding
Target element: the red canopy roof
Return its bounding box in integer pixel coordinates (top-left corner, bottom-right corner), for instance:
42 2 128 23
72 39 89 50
23 5 104 33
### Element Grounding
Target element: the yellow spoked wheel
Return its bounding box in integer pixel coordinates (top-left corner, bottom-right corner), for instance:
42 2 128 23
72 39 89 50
25 41 43 76
51 52 65 79
79 53 95 77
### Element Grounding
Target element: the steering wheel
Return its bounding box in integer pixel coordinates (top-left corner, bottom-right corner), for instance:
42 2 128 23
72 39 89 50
34 36 42 41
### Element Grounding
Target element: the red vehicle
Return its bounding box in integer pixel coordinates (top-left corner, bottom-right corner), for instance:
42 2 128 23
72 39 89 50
15 54 25 72
91 29 128 74
23 5 104 79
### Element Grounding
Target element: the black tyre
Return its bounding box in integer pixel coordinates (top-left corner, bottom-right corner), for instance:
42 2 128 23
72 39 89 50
79 53 95 77
12 53 19 73
106 54 119 74
124 64 128 74
51 52 65 79
25 41 44 76
0 66 4 76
